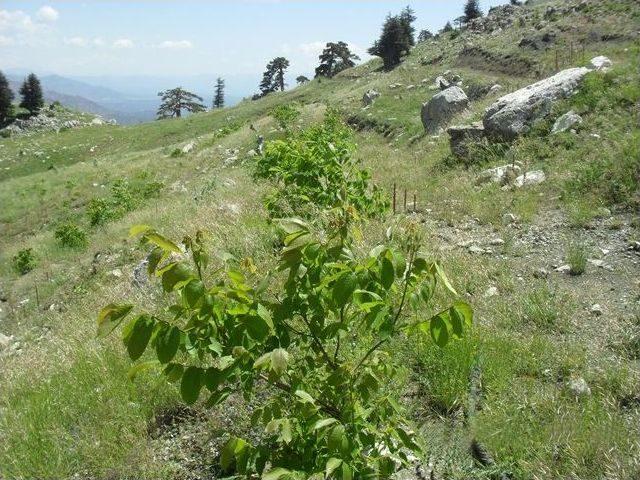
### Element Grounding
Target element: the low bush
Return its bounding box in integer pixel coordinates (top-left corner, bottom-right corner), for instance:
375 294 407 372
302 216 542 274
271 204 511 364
12 248 36 275
55 222 88 249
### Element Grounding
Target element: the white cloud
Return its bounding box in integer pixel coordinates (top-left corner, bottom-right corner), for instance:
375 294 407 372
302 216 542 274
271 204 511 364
0 10 37 34
113 38 133 48
158 40 193 50
64 36 88 47
93 37 105 47
0 34 15 46
36 5 59 23
298 41 325 56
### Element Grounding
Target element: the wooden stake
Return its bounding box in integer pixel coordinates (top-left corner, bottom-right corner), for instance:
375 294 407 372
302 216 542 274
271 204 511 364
413 193 417 212
555 48 559 71
392 183 396 214
403 189 407 213
35 284 40 310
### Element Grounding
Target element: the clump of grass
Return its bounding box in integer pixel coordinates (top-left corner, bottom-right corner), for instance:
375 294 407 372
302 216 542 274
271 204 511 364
567 242 588 275
87 178 164 226
521 285 566 331
12 248 36 275
54 223 88 249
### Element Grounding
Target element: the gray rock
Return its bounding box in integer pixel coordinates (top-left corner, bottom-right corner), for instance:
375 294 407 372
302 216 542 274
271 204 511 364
476 164 522 185
534 268 549 279
590 304 603 316
447 122 485 158
551 110 582 134
502 213 518 225
91 117 105 126
589 56 612 72
567 377 591 397
489 84 503 94
421 86 469 133
513 170 545 188
362 89 380 106
483 286 499 298
434 75 450 90
133 259 149 288
555 264 571 273
483 66 590 140
182 142 196 154
0 333 13 350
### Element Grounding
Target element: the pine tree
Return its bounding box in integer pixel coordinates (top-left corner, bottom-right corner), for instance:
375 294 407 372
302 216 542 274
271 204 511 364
368 7 416 70
418 29 433 43
0 70 15 125
213 77 225 109
442 21 453 33
314 41 360 78
258 57 290 97
296 75 310 85
19 73 44 116
156 87 205 119
464 0 483 21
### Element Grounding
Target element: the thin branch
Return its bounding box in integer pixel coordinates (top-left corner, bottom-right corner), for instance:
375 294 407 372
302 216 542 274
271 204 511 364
259 373 341 418
301 313 338 370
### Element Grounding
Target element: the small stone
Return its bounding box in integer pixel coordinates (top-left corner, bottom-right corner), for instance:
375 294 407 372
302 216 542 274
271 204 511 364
483 286 499 298
181 142 196 154
589 55 612 72
629 241 640 252
468 245 485 255
110 269 123 278
567 377 591 397
555 264 571 273
0 333 13 350
590 304 603 316
246 149 258 157
489 238 505 246
534 268 549 279
502 213 518 225
513 170 546 188
587 259 607 268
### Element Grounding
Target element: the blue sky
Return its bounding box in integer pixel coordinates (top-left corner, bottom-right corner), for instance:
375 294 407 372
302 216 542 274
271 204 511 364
1 1 507 80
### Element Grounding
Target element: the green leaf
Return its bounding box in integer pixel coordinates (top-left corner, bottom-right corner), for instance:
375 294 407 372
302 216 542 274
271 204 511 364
96 304 133 338
312 417 338 431
246 314 270 342
295 389 315 404
145 231 181 253
161 263 193 292
430 313 450 347
280 418 293 444
253 352 272 370
127 360 159 380
180 367 202 405
271 348 289 376
328 424 348 456
333 272 357 308
279 217 309 235
433 263 458 296
183 279 205 308
155 326 181 364
123 314 155 361
341 462 353 480
163 363 184 383
257 303 275 330
220 436 248 471
129 224 152 237
263 467 291 480
325 458 342 477
394 426 421 452
380 257 395 290
147 247 164 275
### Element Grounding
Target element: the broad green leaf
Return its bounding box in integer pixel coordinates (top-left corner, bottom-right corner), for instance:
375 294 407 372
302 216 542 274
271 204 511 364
263 467 291 480
246 314 270 342
147 247 164 275
312 418 338 431
325 458 342 477
333 272 357 308
433 263 458 296
280 418 293 444
430 313 450 347
253 352 272 370
271 348 289 376
204 367 227 391
163 363 184 383
295 389 315 404
328 424 348 456
180 367 202 405
183 279 205 308
127 360 158 380
123 314 155 361
279 217 309 235
257 303 275 330
220 436 248 471
341 462 353 480
394 426 421 452
96 304 133 338
145 231 181 253
161 263 193 292
129 224 152 237
380 256 395 290
155 326 180 364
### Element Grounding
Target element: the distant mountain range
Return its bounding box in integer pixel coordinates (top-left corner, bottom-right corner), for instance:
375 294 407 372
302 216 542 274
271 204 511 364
7 73 250 124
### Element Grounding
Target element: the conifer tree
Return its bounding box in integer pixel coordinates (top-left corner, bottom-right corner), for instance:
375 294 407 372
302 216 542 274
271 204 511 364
156 87 205 119
464 0 483 21
19 73 44 116
0 70 14 125
368 6 416 70
296 75 310 85
442 21 454 33
314 41 360 78
213 77 225 109
258 57 290 97
418 29 433 43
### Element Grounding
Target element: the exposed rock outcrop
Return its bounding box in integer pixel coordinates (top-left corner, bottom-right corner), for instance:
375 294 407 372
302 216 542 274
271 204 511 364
483 66 591 140
447 122 485 158
421 86 469 133
552 110 583 134
362 89 380 106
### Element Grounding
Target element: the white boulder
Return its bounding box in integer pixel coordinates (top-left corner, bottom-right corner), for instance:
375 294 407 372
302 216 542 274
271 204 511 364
513 170 546 188
421 86 469 133
589 56 612 72
551 110 583 134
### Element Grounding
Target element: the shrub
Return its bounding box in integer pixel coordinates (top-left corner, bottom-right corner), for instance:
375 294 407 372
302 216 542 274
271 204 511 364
55 223 88 249
98 215 472 477
256 111 388 218
12 248 36 274
271 103 301 131
87 198 119 226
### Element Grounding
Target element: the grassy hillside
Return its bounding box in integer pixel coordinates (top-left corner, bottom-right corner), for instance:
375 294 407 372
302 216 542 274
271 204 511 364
1 0 639 478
